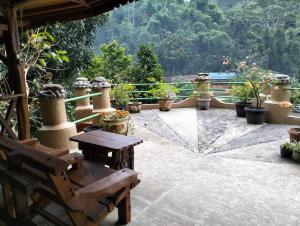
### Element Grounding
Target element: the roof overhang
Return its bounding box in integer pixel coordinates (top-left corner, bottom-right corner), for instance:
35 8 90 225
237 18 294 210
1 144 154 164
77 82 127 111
0 0 134 32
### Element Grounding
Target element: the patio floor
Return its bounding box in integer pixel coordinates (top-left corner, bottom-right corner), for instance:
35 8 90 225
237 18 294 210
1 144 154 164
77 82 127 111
32 108 300 226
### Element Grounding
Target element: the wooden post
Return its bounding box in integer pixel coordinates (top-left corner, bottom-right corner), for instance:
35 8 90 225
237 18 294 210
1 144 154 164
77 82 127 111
4 7 30 140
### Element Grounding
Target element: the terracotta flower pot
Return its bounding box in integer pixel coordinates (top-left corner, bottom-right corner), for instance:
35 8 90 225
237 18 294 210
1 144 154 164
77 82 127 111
102 116 129 135
128 102 142 113
288 128 300 142
159 99 172 111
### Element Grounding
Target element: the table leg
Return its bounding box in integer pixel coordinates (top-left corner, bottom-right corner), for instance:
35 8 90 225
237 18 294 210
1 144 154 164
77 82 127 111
128 146 134 170
112 151 127 170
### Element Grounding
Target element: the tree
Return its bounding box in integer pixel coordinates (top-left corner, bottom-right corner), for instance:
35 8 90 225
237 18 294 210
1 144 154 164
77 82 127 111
84 40 133 83
46 15 108 84
136 44 163 82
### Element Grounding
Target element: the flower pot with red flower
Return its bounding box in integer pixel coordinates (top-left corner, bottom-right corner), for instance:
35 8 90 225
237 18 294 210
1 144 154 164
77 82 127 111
101 110 130 135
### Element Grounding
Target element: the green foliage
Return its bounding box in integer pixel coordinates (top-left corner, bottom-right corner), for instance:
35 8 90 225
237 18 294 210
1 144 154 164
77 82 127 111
94 0 300 79
22 30 69 77
243 68 269 108
149 83 178 100
230 81 254 103
17 16 107 136
292 141 300 154
136 44 163 82
94 0 231 75
20 30 70 136
111 84 134 107
280 142 294 152
46 15 108 83
227 0 300 78
290 90 300 110
84 40 133 83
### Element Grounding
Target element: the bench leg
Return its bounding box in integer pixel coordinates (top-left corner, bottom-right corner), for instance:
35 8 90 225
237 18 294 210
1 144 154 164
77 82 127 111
118 193 131 225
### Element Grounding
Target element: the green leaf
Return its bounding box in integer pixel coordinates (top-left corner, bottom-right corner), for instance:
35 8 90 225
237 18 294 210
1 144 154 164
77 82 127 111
38 59 46 67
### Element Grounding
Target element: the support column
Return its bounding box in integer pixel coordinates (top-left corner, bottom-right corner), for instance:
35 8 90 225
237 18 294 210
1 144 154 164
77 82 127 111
91 77 115 125
4 7 30 139
264 74 292 124
38 84 77 149
74 77 93 119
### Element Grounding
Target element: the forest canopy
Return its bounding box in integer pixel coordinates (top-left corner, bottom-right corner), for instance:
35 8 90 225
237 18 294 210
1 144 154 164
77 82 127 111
94 0 300 79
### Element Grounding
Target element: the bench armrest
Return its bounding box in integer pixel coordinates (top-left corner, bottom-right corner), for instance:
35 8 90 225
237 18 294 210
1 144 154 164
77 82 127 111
75 168 137 200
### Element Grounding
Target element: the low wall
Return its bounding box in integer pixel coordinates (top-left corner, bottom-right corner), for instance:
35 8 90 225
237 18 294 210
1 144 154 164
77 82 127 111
141 96 235 110
140 97 300 125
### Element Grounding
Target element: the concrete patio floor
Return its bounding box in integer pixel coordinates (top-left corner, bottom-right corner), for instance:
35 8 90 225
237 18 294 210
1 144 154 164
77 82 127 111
102 108 300 226
31 108 300 226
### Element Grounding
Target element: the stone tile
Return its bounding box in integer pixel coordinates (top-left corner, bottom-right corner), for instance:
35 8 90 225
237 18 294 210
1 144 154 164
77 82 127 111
211 139 288 163
155 108 198 152
131 110 192 151
212 124 293 153
131 207 199 226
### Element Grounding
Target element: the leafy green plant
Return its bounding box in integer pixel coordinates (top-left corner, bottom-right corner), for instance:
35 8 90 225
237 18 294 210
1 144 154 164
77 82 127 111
111 84 134 108
230 81 254 103
292 142 300 154
22 30 69 77
150 83 178 100
242 68 272 108
84 41 132 83
280 142 294 152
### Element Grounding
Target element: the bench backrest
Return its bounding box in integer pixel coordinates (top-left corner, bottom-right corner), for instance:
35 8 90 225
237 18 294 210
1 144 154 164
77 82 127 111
0 137 68 175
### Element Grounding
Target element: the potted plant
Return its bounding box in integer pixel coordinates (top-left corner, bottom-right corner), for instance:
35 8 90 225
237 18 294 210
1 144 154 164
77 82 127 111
128 101 142 113
288 128 300 143
111 84 132 110
101 110 130 135
150 83 178 111
197 91 212 110
243 68 268 124
292 142 300 162
128 89 142 113
230 81 254 117
280 142 293 158
193 73 212 110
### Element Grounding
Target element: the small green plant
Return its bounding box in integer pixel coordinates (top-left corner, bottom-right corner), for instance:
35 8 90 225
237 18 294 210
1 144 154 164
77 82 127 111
230 81 254 103
196 82 209 92
292 142 300 154
280 142 294 152
198 91 211 99
111 84 134 108
150 83 178 100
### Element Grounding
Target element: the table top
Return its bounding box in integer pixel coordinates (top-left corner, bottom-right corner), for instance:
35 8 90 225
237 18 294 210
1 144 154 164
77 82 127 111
70 130 143 151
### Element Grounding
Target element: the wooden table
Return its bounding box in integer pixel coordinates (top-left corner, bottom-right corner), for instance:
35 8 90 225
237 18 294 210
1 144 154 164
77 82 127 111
70 130 143 170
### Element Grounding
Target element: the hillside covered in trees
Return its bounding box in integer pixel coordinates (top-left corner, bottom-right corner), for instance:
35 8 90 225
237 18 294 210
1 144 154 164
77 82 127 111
94 0 300 78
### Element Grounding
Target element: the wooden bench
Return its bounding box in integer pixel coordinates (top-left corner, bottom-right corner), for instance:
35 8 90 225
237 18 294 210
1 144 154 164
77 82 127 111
0 137 138 226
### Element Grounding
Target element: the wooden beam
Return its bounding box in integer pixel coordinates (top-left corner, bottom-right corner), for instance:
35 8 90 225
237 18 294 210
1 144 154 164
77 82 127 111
0 23 8 31
23 0 134 27
21 2 84 18
4 7 30 140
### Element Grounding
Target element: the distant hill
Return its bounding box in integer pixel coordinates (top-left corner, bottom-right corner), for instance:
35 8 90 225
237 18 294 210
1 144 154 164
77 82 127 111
94 0 300 78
